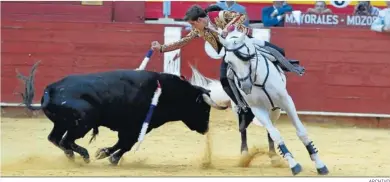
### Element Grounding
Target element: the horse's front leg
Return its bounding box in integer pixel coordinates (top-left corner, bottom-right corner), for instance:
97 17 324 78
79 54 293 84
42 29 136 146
278 94 328 175
267 132 276 155
267 131 287 167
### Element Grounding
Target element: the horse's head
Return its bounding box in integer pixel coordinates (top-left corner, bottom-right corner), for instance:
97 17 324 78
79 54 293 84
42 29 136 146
218 28 257 95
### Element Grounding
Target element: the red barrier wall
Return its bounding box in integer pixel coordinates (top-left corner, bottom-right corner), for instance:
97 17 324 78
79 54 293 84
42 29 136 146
1 1 146 23
112 1 145 23
1 1 113 22
271 28 390 114
180 28 390 115
1 20 165 103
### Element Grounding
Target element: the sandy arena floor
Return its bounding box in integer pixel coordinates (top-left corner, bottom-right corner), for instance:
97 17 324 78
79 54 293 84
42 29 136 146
1 109 390 177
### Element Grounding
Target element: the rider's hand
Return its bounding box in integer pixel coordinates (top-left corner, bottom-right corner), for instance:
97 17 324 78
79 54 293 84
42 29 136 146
221 25 235 38
227 25 235 32
151 41 161 52
221 29 228 38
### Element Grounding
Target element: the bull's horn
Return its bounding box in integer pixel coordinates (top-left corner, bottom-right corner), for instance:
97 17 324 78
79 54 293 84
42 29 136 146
202 94 228 110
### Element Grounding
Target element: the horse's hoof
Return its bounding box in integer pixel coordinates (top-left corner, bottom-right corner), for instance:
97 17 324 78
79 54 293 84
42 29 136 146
95 148 109 160
291 163 302 175
317 165 329 175
241 150 249 156
109 155 120 166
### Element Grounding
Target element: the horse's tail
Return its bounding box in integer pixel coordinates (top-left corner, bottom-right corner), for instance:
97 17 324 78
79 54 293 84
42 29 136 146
189 64 231 107
16 61 50 111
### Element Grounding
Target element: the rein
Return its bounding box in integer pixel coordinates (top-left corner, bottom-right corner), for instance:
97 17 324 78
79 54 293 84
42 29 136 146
226 43 265 88
225 42 275 108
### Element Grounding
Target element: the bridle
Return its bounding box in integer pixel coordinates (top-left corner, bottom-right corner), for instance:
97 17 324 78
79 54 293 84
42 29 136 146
224 38 275 108
224 41 263 88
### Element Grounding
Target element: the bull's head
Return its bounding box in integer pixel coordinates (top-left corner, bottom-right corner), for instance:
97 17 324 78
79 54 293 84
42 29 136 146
199 87 228 111
182 85 228 134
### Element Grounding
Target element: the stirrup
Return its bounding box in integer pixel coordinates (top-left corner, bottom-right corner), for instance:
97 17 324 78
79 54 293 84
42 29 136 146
235 105 249 115
288 60 300 65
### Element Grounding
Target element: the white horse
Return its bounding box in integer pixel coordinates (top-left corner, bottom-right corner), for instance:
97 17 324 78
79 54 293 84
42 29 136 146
216 29 329 176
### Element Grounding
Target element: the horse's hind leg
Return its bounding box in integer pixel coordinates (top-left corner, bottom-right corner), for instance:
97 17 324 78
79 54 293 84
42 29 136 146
279 94 329 175
239 126 248 155
232 102 249 155
250 107 302 175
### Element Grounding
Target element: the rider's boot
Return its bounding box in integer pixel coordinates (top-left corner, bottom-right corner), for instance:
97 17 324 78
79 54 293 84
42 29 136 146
264 42 305 76
264 41 286 56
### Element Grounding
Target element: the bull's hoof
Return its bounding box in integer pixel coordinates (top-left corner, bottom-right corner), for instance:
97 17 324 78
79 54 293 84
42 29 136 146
95 148 109 160
83 157 91 164
109 155 120 166
317 165 329 175
64 150 75 160
291 163 302 176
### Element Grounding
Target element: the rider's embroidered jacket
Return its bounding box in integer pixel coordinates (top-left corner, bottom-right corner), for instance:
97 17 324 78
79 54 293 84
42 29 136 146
160 10 253 54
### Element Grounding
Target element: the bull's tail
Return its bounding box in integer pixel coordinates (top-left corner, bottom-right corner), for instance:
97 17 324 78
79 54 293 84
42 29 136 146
16 61 49 110
89 127 99 144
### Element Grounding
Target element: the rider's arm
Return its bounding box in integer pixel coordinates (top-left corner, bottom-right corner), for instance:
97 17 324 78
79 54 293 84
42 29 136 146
222 10 253 37
160 29 199 53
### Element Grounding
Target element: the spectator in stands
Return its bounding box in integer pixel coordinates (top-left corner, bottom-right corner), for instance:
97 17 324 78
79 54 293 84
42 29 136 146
353 1 380 16
306 1 333 14
216 1 250 26
370 1 390 33
262 1 292 27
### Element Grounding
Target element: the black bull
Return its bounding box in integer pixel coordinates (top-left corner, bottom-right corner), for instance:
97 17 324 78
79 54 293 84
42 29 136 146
17 62 227 165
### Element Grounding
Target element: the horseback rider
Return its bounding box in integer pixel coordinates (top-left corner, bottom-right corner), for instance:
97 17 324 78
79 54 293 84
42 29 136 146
150 4 305 124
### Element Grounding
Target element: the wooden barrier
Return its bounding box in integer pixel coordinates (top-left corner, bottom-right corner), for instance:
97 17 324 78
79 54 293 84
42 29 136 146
1 20 165 103
1 1 113 22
